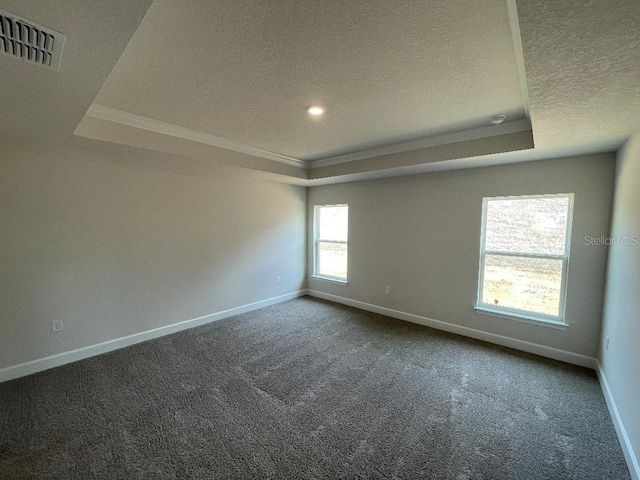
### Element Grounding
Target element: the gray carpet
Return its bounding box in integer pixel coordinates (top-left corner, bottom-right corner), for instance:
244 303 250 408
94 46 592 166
0 297 631 479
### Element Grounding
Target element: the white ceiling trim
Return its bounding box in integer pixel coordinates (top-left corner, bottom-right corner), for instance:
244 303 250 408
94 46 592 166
309 118 533 169
86 104 532 172
507 0 531 119
85 104 308 168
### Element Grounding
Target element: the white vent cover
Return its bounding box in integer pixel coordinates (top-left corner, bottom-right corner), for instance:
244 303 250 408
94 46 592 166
0 9 65 71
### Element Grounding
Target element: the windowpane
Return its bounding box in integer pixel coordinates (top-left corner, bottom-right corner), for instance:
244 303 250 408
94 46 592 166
318 241 347 280
482 254 563 317
318 206 348 242
314 204 348 281
485 197 570 255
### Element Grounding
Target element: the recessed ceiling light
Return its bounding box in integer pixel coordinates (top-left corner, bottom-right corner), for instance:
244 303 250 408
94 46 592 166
307 105 325 116
490 114 506 125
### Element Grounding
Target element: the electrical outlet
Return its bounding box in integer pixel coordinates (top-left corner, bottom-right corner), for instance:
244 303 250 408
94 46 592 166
606 336 610 351
275 276 281 284
51 319 63 333
384 286 391 294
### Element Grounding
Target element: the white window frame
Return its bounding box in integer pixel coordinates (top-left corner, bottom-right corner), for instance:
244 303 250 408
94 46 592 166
312 204 348 284
475 193 574 325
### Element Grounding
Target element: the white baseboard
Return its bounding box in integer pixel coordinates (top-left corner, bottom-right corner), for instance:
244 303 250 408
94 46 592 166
596 362 640 480
0 290 306 384
307 290 597 369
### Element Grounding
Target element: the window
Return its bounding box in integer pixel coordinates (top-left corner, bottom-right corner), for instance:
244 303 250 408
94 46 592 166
476 194 574 324
313 204 348 282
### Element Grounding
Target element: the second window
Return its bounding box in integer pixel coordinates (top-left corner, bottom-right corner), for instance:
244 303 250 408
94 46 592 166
313 204 348 282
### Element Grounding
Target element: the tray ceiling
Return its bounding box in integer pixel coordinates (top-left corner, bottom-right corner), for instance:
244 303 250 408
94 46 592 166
0 0 637 184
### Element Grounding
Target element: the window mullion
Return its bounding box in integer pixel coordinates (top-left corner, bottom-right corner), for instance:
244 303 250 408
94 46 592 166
483 250 568 261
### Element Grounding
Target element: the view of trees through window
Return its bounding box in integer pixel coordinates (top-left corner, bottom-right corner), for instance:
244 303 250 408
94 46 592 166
480 195 572 319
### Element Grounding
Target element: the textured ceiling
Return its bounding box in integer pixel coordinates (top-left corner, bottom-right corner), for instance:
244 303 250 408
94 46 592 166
1 0 638 184
0 0 152 140
92 0 525 161
517 0 640 154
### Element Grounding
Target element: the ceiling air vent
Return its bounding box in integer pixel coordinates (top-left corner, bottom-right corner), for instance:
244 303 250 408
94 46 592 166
0 9 65 71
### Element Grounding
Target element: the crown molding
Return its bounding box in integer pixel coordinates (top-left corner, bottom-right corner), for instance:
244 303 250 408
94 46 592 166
85 104 308 169
309 118 533 169
86 104 532 173
507 0 531 119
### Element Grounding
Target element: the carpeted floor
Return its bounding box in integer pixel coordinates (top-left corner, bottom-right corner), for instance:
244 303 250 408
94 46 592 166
0 297 631 479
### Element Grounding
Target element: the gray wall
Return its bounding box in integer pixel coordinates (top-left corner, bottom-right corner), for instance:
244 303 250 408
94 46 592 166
600 134 640 469
0 139 306 370
308 153 615 358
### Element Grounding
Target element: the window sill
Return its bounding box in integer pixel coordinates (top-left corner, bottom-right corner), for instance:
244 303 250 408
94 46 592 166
473 307 568 330
310 275 348 286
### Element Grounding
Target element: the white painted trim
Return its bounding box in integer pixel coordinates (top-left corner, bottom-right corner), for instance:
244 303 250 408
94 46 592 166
0 290 306 384
507 0 531 119
85 104 532 173
473 307 569 330
86 104 308 169
309 119 532 169
307 290 596 369
596 361 640 480
310 275 348 286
